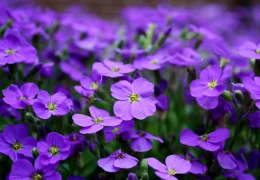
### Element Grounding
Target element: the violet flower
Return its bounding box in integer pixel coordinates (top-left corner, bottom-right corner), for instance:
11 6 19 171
80 70 102 93
93 59 135 78
185 154 207 174
0 124 37 162
72 106 122 134
243 77 260 109
217 151 237 170
65 133 86 155
9 158 61 180
32 90 70 119
237 41 260 59
248 111 260 128
37 132 70 165
134 53 168 70
60 58 86 81
104 120 134 142
180 128 230 151
97 149 138 172
124 130 164 152
190 65 229 110
2 83 39 109
111 78 156 120
146 155 191 180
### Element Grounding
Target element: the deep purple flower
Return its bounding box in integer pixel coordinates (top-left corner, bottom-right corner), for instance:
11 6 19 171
237 41 260 59
146 155 191 180
93 59 135 78
156 94 169 111
37 132 70 165
111 78 156 120
74 85 94 99
32 90 69 119
9 158 61 180
180 128 230 151
190 65 229 109
217 151 237 170
65 133 86 155
40 62 54 78
185 154 207 174
0 99 21 120
72 106 122 134
127 172 137 180
243 77 260 109
80 70 102 92
2 83 39 109
0 124 37 162
0 29 38 66
248 111 260 128
104 120 134 142
60 58 86 81
124 130 164 152
97 149 138 172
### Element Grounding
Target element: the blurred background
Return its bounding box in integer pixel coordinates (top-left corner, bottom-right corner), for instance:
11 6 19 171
6 0 259 18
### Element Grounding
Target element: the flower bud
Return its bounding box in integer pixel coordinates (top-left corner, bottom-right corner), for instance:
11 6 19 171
221 90 233 102
127 173 137 180
32 147 39 159
25 112 35 124
234 90 244 104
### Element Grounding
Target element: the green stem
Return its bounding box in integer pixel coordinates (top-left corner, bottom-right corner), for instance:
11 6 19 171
254 60 260 76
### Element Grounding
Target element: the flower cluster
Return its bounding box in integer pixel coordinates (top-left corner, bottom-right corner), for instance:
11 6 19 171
0 1 259 180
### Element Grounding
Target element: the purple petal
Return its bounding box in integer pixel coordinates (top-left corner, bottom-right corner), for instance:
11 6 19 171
180 129 199 147
197 141 220 151
93 62 110 74
79 124 103 134
91 69 102 83
52 103 69 116
243 77 260 99
101 116 122 126
165 155 191 174
145 133 164 143
196 96 218 110
217 152 237 170
32 101 51 120
114 100 132 120
208 128 230 143
190 161 207 174
2 84 21 99
114 155 138 169
202 85 225 97
132 78 154 97
200 65 222 82
98 156 120 172
155 171 177 180
237 173 255 180
146 158 167 173
118 64 135 73
80 76 93 90
3 124 28 144
89 106 109 118
111 80 132 100
190 80 208 97
37 141 49 154
131 98 156 120
72 114 94 127
44 172 62 180
19 137 37 157
51 92 67 104
20 83 39 99
0 133 12 155
130 137 152 152
37 90 51 105
9 159 34 179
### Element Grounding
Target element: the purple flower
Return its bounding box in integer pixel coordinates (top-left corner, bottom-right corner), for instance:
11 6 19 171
0 124 37 162
134 53 168 70
248 111 260 128
156 94 169 111
243 77 260 109
180 128 230 151
2 83 39 109
97 149 138 172
237 41 260 59
80 70 102 92
185 154 207 174
146 155 191 180
37 132 70 165
111 78 156 120
93 59 135 78
104 120 134 142
65 133 86 155
32 90 69 119
72 106 122 134
127 173 137 180
217 151 237 170
60 58 86 81
9 158 61 180
169 48 201 67
124 130 164 152
0 30 37 66
0 99 21 120
190 65 229 110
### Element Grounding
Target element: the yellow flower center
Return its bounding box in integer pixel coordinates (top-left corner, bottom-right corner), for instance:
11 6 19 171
150 59 158 65
33 174 43 180
93 117 103 124
138 131 145 137
49 146 59 156
208 80 218 89
5 49 16 55
90 82 98 89
115 152 125 159
18 96 27 100
129 93 139 103
200 134 208 142
168 169 176 176
256 49 260 54
112 127 120 133
12 142 22 151
48 103 56 111
111 67 119 72
72 135 77 141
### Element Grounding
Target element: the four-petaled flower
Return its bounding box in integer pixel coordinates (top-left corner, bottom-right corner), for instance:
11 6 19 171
80 70 102 92
237 41 260 59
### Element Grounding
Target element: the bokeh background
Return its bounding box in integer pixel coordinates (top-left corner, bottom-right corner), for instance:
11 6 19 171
8 0 259 18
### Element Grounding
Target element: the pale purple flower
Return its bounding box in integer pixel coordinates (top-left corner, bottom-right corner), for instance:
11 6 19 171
180 128 230 151
2 83 39 109
134 53 168 70
32 90 70 119
80 70 102 92
146 155 191 180
97 149 138 172
72 106 122 134
93 59 135 78
111 78 156 120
